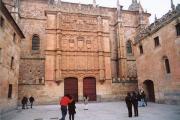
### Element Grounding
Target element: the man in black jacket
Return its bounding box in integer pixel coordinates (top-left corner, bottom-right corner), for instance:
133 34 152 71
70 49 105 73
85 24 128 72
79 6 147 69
132 92 139 117
125 92 132 117
29 96 35 108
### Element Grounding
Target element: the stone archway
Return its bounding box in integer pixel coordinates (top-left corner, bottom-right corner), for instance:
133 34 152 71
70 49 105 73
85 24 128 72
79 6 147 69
64 77 78 101
143 80 155 102
83 77 96 101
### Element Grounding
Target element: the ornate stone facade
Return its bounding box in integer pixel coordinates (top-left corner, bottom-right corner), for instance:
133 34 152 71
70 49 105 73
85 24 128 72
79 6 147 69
2 0 150 104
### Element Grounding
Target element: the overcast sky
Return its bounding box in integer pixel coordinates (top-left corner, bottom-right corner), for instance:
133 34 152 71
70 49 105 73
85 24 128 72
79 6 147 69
61 0 179 23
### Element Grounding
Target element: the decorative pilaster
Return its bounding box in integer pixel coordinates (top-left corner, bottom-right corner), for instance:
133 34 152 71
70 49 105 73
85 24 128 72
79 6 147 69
93 0 96 8
117 22 127 81
55 12 63 83
12 0 20 23
171 0 175 11
97 16 105 83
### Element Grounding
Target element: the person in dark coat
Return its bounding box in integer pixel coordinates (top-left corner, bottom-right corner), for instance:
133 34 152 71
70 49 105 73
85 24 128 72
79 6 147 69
68 97 76 120
132 92 138 117
29 96 35 108
21 96 28 109
125 92 132 117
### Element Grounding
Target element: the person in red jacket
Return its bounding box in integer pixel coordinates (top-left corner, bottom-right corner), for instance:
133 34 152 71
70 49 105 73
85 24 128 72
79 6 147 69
59 94 72 120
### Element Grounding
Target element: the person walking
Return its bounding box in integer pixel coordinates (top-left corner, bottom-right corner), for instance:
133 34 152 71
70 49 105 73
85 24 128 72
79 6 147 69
83 95 89 110
125 92 132 117
21 96 26 109
59 94 72 120
68 97 76 120
29 96 35 108
132 92 139 117
21 96 28 109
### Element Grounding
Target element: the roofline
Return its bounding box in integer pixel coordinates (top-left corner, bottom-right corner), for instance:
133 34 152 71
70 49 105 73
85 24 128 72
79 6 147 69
0 0 25 38
134 12 180 45
21 0 151 16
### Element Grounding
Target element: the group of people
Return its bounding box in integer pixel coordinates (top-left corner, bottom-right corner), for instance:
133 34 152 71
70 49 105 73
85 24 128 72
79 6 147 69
21 96 35 109
137 91 147 107
59 94 89 120
125 90 147 117
21 93 146 119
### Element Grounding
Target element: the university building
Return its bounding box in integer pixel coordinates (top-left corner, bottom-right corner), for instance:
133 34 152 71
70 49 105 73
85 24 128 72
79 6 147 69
15 0 150 104
0 0 180 118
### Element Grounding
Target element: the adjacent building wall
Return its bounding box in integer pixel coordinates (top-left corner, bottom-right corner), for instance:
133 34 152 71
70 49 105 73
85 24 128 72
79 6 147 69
135 10 180 104
0 0 24 118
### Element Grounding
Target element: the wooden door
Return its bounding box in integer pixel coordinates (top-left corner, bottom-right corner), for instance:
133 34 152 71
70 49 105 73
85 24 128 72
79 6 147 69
83 77 96 101
64 77 78 101
143 80 155 102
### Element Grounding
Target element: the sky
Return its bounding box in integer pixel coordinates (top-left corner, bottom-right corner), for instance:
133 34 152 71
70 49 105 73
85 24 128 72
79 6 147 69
61 0 179 23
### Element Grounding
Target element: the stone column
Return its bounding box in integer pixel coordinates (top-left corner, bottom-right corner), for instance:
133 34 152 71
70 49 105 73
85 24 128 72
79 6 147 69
97 16 105 81
117 23 127 80
45 12 57 81
55 12 63 81
78 77 83 101
11 0 20 23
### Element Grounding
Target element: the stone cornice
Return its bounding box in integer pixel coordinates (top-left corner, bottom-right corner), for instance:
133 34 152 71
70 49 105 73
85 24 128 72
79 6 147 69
135 9 180 44
0 0 25 38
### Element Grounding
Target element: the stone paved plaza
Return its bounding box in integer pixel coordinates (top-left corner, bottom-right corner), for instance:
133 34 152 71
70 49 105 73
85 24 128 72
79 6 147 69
3 102 180 120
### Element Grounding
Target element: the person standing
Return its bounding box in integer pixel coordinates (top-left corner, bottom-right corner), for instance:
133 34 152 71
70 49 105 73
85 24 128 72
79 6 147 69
29 96 35 108
83 95 89 110
68 97 76 120
141 91 147 106
132 92 139 117
59 94 72 120
125 92 132 117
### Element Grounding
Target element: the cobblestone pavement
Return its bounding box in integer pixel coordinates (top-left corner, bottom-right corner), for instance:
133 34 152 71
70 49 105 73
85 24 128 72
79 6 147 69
6 102 180 120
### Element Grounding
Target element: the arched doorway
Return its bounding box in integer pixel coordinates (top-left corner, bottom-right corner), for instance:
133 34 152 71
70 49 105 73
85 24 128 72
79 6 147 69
83 77 96 101
143 80 155 102
64 77 78 101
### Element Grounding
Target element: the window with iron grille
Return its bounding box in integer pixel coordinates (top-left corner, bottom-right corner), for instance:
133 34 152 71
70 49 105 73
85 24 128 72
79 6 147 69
176 23 180 36
32 35 40 50
154 36 160 47
165 58 171 74
8 84 12 98
0 48 2 63
10 56 14 69
139 45 143 54
126 41 133 54
0 16 4 28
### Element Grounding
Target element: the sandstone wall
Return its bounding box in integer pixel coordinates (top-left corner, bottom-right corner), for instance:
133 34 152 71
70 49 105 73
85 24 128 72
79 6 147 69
135 18 180 104
18 0 149 103
0 9 22 115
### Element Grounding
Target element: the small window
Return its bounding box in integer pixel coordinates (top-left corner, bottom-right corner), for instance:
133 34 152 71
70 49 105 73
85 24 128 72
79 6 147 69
126 41 133 54
0 48 2 63
139 45 144 54
32 35 40 50
176 23 180 36
154 36 160 47
165 58 171 73
0 16 4 27
13 33 16 43
10 57 14 69
8 84 12 98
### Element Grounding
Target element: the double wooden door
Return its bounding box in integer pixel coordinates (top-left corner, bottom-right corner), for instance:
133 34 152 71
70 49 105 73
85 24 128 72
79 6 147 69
83 77 96 101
